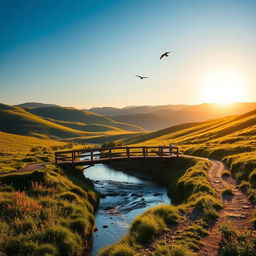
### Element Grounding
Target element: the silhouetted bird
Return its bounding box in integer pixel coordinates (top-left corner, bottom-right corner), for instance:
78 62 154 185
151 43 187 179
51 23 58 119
136 75 148 79
160 51 171 60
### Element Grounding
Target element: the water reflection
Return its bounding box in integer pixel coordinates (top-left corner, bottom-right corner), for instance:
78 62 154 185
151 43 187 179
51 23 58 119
84 164 170 256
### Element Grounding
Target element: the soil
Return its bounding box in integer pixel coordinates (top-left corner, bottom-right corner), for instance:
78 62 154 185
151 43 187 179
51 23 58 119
197 160 252 256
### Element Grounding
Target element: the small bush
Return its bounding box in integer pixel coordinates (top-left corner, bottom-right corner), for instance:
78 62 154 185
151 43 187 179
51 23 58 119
36 244 58 256
222 188 234 196
219 223 256 256
153 244 195 256
130 214 166 245
249 170 256 187
59 192 82 203
69 218 89 239
100 243 135 256
147 205 180 226
222 171 231 179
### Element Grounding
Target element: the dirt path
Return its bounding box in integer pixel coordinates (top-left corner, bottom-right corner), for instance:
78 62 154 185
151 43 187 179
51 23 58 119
198 159 253 256
0 162 46 177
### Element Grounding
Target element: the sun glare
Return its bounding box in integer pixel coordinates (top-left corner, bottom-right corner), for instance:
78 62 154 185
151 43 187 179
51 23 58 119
201 69 247 104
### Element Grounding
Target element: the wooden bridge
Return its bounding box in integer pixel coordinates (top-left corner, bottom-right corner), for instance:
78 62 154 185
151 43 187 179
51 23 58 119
55 145 179 166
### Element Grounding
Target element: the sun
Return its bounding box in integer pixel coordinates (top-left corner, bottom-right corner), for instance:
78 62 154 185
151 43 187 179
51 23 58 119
201 69 247 104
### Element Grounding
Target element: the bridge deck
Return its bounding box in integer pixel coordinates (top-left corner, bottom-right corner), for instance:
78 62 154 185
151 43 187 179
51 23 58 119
57 155 176 166
55 145 179 166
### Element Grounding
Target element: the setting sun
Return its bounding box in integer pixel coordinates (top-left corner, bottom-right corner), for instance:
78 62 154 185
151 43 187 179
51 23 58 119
201 69 247 104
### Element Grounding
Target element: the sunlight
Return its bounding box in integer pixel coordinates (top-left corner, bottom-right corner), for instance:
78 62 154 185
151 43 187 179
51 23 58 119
201 69 247 104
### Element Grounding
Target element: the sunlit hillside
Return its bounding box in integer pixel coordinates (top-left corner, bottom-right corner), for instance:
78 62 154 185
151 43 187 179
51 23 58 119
122 109 256 195
24 106 143 132
0 103 145 143
91 102 256 130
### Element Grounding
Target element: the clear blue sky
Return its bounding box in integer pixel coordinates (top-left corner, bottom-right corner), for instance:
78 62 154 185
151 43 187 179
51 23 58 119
1 0 255 108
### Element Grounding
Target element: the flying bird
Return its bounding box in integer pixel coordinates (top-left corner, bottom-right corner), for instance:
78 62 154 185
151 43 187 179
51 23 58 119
136 75 148 79
160 51 171 60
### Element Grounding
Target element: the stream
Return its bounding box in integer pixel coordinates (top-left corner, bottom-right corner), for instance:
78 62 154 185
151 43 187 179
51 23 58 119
84 163 170 256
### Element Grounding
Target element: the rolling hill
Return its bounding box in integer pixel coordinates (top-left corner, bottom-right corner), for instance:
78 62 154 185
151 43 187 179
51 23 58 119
120 108 256 197
24 106 143 132
0 103 145 142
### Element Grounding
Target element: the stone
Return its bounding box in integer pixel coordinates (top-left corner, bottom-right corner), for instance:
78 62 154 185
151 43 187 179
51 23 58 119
102 225 108 228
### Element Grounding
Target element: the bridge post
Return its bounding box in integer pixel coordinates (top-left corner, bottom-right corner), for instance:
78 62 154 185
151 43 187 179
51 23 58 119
170 145 172 156
109 148 112 160
90 150 93 163
143 147 146 158
160 146 163 158
126 147 130 158
176 147 179 157
55 152 57 164
72 152 75 164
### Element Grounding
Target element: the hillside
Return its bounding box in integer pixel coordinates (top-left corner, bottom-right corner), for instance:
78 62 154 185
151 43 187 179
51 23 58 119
110 113 182 130
121 109 256 198
24 106 143 132
89 104 187 116
90 102 256 130
16 102 60 108
0 103 87 138
0 103 144 143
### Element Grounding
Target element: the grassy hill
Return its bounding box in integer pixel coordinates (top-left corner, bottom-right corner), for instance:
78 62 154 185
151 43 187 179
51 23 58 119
121 108 256 199
25 106 143 132
0 103 145 144
0 103 88 139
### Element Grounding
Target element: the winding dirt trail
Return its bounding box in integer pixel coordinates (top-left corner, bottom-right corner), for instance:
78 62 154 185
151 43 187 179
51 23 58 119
0 162 46 177
197 159 253 256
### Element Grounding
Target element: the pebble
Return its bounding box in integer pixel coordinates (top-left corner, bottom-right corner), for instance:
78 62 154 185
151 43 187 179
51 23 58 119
102 225 108 228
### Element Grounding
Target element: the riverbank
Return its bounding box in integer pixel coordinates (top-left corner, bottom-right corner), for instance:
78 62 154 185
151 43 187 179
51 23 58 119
84 163 170 255
99 156 222 256
0 163 99 256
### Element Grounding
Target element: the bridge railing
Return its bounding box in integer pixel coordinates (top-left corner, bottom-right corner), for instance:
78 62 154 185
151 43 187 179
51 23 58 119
55 145 179 164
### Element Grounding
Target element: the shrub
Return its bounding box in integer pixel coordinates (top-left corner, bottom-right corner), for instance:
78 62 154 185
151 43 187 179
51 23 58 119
153 244 195 256
100 243 135 256
222 188 234 196
219 223 256 256
249 170 256 187
59 192 82 203
32 226 82 256
69 218 89 239
130 215 166 245
36 243 58 256
147 205 180 226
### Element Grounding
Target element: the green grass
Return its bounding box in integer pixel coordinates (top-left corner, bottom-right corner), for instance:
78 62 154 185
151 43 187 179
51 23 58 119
99 157 222 255
118 108 256 209
0 131 89 173
0 103 145 144
219 223 256 256
0 164 99 256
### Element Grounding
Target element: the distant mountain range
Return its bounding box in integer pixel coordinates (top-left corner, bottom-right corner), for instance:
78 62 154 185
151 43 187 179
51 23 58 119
88 102 256 130
10 102 256 133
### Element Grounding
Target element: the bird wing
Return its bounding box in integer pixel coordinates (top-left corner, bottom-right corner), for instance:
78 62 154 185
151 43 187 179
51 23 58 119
165 51 171 54
160 54 165 59
136 75 142 78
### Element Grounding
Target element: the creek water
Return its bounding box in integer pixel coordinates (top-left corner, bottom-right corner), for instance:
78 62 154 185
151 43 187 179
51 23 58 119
84 163 170 256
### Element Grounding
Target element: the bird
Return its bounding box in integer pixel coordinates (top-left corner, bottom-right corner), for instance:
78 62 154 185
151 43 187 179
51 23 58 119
136 75 148 79
160 51 171 60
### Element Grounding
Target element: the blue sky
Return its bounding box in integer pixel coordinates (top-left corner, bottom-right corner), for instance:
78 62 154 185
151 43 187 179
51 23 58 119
1 0 255 108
